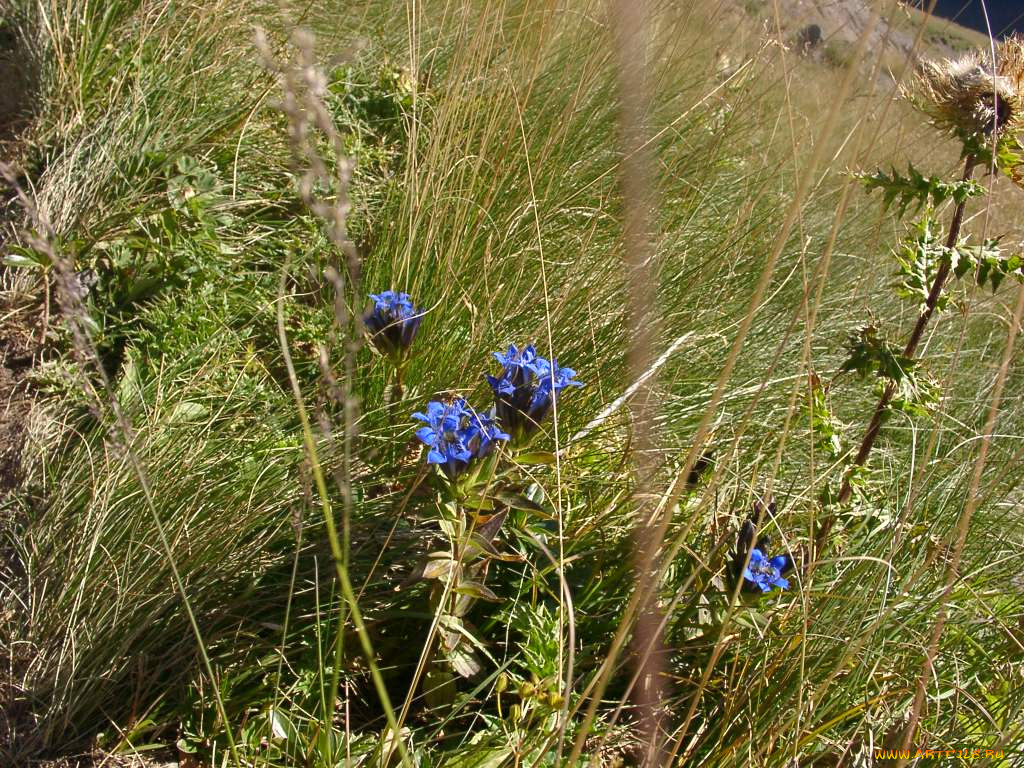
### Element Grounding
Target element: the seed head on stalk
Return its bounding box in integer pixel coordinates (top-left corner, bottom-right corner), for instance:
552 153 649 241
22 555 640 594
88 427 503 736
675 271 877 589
906 36 1024 176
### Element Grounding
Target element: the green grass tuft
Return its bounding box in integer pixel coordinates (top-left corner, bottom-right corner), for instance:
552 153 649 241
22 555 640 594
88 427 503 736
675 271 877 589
2 1 1023 765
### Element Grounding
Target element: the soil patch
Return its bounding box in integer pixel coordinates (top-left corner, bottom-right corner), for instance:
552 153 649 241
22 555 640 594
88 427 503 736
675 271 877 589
0 298 37 498
1 9 39 500
0 18 33 144
1 12 43 767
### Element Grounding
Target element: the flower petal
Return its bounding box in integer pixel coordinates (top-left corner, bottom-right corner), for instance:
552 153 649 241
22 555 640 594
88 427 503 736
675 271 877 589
487 374 515 396
450 445 473 462
414 426 437 445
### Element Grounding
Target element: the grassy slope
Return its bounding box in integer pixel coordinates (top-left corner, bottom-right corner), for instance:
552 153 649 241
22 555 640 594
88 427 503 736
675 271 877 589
2 0 1023 765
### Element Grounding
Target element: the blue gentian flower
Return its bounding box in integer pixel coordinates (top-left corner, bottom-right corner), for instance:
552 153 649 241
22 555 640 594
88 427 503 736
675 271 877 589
486 343 582 442
731 501 793 595
364 291 423 360
412 398 509 479
742 548 791 593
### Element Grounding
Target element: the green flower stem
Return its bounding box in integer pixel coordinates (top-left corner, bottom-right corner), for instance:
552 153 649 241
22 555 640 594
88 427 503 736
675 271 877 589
277 262 412 768
816 154 977 555
391 364 405 402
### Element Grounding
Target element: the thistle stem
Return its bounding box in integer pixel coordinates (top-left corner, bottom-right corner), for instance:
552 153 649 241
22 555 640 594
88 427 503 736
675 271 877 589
816 155 977 554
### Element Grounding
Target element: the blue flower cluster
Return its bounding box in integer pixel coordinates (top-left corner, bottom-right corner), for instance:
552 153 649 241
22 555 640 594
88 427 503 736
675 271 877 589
411 343 582 479
364 290 422 360
486 344 582 443
413 399 509 479
732 500 793 595
742 548 791 593
367 289 583 480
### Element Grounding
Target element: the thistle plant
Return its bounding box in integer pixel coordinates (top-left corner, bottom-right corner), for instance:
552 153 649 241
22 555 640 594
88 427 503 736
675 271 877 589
907 36 1024 163
816 37 1024 551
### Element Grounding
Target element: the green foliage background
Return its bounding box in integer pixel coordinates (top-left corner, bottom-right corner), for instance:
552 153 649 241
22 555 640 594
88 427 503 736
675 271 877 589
2 0 1023 765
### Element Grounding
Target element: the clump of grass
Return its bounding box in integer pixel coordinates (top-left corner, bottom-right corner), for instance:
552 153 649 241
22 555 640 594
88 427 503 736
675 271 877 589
2 1 1023 766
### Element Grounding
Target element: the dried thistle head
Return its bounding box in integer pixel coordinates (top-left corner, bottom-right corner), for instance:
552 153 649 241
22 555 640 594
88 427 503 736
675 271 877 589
907 35 1024 151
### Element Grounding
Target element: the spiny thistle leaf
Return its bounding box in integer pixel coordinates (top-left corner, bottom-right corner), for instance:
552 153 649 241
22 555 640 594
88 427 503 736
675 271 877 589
840 325 916 383
887 371 942 418
893 216 952 310
857 164 986 217
841 326 942 417
999 136 1024 186
892 217 1012 309
967 244 1024 291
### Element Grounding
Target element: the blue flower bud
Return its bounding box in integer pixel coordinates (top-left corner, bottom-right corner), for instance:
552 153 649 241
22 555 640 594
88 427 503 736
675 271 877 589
486 343 582 443
364 291 423 361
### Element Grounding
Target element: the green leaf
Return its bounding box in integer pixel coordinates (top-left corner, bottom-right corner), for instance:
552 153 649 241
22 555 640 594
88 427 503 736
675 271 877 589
443 746 515 768
448 643 483 678
462 493 495 511
3 245 50 269
455 581 501 602
513 450 558 465
887 372 941 418
840 325 939 417
840 325 915 382
464 533 523 563
269 709 297 742
438 516 465 540
423 666 457 709
490 489 553 517
422 556 456 581
892 216 952 311
3 253 40 268
960 239 1022 292
805 373 843 460
169 401 208 423
857 164 985 217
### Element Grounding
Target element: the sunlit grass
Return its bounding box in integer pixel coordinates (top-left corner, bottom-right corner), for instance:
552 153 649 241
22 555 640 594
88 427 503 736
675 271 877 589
2 0 1023 765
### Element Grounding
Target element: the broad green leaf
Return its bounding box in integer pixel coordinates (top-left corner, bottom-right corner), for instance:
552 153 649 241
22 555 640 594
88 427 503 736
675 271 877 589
268 708 296 742
423 666 457 709
455 581 500 602
448 643 483 678
3 252 45 269
422 556 456 581
490 489 552 517
463 492 495 511
514 450 558 465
